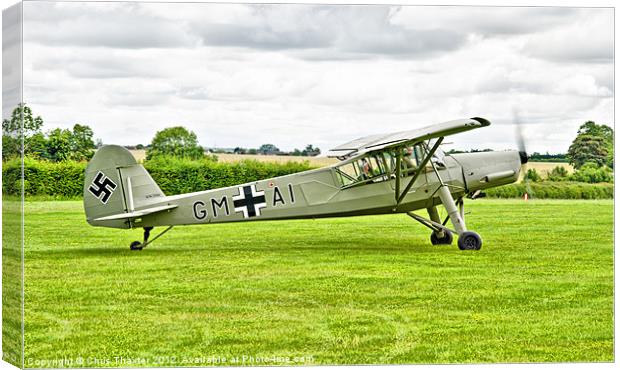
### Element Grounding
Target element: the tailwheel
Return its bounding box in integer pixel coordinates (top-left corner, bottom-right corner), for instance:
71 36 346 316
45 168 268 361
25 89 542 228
130 241 143 251
128 226 172 251
430 230 453 245
457 231 482 250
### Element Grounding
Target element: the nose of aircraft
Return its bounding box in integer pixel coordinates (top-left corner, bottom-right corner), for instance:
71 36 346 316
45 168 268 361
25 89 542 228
449 150 523 193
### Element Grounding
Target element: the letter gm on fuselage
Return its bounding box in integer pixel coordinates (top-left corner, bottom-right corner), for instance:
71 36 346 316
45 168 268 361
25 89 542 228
192 184 294 221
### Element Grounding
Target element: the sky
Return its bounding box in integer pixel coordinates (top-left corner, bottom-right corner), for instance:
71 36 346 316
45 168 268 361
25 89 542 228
11 1 615 154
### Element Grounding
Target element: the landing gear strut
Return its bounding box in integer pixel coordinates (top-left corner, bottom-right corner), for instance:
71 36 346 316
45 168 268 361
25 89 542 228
408 201 482 250
406 143 483 250
427 206 453 245
397 139 483 250
129 226 173 251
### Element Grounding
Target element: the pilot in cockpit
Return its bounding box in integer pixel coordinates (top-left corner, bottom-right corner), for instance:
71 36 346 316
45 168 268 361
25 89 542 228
403 146 417 170
361 158 371 179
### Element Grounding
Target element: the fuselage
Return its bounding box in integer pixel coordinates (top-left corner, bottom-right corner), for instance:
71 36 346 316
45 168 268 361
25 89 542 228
117 150 522 229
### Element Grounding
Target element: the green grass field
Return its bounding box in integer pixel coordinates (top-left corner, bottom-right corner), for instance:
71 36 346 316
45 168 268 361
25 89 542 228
18 199 613 366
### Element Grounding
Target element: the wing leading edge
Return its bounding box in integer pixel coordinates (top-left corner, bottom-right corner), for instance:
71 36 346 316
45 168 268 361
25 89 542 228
327 117 490 159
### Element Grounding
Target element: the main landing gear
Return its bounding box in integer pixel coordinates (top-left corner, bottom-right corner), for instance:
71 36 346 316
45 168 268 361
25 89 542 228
407 184 483 251
430 230 453 245
457 231 483 251
393 139 482 251
129 226 174 251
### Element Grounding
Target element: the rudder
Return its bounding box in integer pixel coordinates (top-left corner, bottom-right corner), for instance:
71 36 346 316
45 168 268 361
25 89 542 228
83 145 165 228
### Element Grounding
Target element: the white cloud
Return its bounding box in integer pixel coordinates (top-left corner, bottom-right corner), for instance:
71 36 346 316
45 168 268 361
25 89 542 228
522 9 613 63
23 2 199 49
16 2 614 155
391 6 578 35
554 74 612 97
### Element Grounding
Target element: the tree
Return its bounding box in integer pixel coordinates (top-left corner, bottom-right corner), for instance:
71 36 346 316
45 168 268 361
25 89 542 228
45 128 73 162
547 166 568 181
70 124 96 160
568 135 608 169
1 104 97 162
39 124 96 162
2 134 20 160
569 162 613 183
146 126 204 160
529 152 569 163
567 121 613 169
524 168 541 182
258 144 279 155
2 103 44 160
302 144 321 156
577 121 613 139
28 132 49 159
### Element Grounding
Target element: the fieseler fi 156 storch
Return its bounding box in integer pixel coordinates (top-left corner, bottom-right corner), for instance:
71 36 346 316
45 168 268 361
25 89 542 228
83 117 528 251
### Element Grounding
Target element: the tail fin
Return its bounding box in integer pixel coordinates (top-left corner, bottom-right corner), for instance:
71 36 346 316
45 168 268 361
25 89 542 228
83 145 165 229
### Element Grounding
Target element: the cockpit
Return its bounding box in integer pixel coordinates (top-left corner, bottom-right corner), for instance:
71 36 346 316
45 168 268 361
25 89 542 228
333 141 446 188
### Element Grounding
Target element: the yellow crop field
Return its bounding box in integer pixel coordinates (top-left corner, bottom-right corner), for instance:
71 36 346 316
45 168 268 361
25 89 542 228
521 162 574 180
215 153 338 166
129 150 337 167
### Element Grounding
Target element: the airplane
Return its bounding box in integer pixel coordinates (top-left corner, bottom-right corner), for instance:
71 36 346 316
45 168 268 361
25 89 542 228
83 117 527 251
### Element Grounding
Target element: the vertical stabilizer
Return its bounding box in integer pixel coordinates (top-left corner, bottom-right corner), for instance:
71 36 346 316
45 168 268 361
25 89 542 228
83 145 164 228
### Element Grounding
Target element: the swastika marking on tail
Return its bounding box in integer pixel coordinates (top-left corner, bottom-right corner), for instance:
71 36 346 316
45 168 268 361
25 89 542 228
88 171 117 204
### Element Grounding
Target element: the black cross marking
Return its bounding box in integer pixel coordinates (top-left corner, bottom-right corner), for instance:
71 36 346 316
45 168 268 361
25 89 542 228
233 185 266 218
88 171 117 204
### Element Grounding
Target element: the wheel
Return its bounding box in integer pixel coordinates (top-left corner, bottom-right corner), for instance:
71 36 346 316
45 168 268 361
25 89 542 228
430 230 453 245
457 232 482 251
130 241 143 251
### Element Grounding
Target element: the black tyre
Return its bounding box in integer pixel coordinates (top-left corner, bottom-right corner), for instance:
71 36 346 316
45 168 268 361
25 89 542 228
130 241 143 251
430 230 453 245
457 231 482 250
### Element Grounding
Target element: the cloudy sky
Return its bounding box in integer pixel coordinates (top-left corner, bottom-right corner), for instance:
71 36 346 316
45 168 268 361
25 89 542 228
15 1 614 153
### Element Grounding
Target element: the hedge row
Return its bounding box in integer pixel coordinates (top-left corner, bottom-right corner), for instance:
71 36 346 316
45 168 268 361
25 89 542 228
143 156 313 195
485 181 614 199
3 157 86 197
2 158 613 199
2 157 315 197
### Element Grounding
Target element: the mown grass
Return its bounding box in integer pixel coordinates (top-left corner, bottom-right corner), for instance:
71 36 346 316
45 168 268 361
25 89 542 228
19 199 613 366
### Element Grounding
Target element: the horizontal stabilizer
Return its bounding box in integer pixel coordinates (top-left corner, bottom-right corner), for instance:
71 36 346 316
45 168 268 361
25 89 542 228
93 204 177 221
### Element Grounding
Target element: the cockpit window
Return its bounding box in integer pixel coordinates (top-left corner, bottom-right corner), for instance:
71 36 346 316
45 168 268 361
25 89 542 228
335 161 359 186
335 153 390 187
429 139 446 163
334 141 444 188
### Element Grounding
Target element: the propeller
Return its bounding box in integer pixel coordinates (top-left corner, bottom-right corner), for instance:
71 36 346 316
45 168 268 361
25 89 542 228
513 108 532 198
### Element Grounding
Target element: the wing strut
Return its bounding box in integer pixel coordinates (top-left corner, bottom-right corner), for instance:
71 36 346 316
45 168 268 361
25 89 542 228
395 137 444 205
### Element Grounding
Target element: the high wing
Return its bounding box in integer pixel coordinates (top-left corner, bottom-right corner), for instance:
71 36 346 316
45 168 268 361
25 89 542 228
327 117 490 159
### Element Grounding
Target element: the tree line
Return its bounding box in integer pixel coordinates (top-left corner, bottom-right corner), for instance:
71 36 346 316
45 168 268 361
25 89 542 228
230 143 320 156
1 104 613 174
1 105 322 162
2 104 96 162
